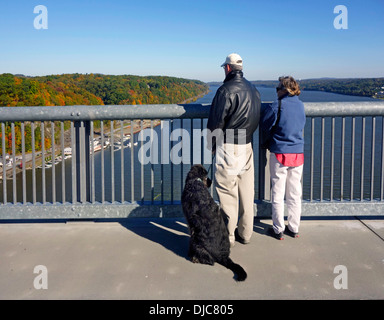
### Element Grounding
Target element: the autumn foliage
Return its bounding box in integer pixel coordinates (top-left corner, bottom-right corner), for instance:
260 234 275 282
0 73 208 155
0 73 208 107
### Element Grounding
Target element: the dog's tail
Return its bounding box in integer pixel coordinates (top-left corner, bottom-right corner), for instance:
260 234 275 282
220 257 247 282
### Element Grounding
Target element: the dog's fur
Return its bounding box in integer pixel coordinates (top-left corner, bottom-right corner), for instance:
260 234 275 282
181 164 247 281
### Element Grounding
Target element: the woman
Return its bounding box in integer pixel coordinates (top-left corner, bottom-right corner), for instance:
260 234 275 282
260 76 306 240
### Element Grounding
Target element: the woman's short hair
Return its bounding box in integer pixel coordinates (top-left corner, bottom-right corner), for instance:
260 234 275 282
278 76 301 96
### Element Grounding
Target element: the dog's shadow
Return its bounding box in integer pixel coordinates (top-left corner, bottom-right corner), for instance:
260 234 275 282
119 217 190 260
119 216 274 262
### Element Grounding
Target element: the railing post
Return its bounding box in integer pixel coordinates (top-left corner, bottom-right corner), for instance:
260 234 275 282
75 121 90 203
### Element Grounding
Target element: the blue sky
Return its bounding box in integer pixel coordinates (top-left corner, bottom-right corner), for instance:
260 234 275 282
0 0 383 82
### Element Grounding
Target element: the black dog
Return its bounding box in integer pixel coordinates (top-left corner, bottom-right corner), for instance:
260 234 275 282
181 164 247 281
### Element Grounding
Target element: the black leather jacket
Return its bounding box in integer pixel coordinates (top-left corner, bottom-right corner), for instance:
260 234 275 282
207 71 261 150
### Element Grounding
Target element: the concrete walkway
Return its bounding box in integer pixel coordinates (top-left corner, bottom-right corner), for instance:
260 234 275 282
0 217 383 300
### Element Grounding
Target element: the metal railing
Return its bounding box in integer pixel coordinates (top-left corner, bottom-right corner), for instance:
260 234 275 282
1 101 384 219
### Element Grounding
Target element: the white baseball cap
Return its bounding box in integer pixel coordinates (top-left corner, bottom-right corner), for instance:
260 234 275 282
220 53 243 68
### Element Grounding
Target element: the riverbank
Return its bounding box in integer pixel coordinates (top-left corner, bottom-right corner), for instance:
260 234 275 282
180 88 210 104
1 119 161 180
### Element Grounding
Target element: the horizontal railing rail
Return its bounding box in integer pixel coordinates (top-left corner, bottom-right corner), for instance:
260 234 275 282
2 101 384 122
1 101 384 219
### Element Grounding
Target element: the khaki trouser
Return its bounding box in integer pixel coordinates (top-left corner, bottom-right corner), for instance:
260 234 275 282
269 153 303 234
215 142 254 244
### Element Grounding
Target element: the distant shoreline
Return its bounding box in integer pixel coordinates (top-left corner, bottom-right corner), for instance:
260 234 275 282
208 77 384 100
180 88 210 104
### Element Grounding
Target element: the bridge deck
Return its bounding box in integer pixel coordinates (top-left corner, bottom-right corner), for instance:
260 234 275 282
0 218 383 300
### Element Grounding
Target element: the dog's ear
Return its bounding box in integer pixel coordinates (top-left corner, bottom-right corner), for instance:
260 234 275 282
197 164 208 177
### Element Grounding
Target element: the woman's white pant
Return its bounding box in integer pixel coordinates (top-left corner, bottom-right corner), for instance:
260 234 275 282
269 153 303 234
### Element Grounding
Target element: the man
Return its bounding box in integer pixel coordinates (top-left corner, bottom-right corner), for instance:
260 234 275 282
207 53 261 247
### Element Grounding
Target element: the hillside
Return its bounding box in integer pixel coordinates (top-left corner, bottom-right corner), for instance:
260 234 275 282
298 78 384 98
0 73 209 107
0 73 208 155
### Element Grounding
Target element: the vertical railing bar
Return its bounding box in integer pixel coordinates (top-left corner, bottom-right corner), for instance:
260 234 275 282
190 118 193 165
381 116 384 201
1 123 6 204
211 142 214 197
201 118 204 165
181 119 184 198
41 122 46 204
21 122 26 204
31 122 36 204
170 119 174 204
51 121 56 204
301 135 304 197
360 117 366 201
330 117 335 201
71 121 77 204
150 119 155 204
130 120 134 203
310 118 315 201
86 120 91 203
120 120 125 203
340 117 345 201
350 117 355 201
209 118 214 197
320 117 324 201
11 122 16 204
101 121 105 203
1 122 7 204
160 120 164 204
79 120 85 203
120 120 124 203
150 120 154 204
60 121 65 204
110 120 115 203
140 120 144 204
90 121 95 203
370 117 375 201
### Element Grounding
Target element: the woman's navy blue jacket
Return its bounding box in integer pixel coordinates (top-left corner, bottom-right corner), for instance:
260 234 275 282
260 95 306 153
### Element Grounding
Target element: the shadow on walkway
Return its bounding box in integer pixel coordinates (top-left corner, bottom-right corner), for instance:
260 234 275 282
119 218 190 260
118 216 279 264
